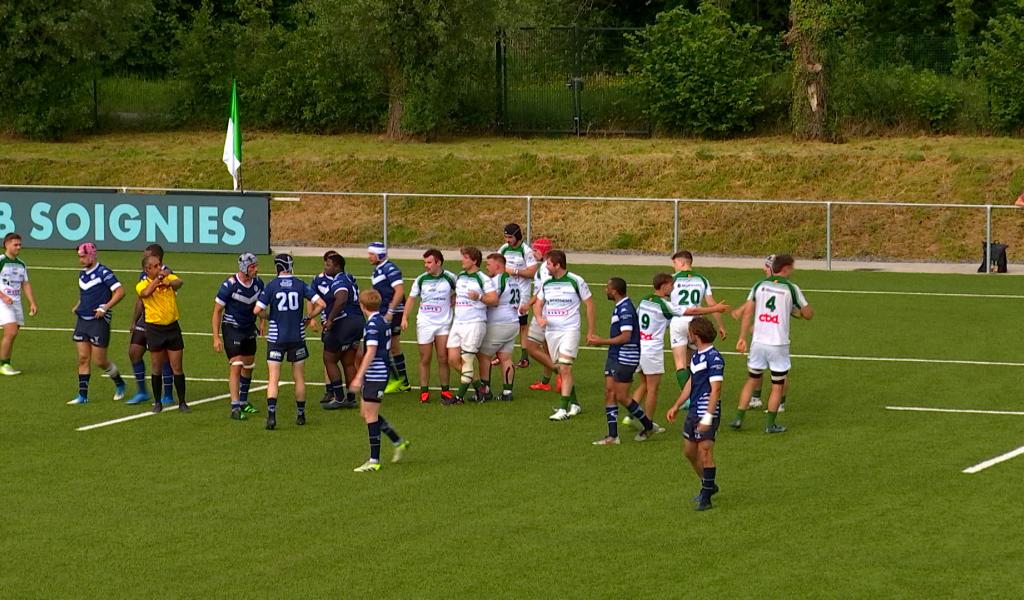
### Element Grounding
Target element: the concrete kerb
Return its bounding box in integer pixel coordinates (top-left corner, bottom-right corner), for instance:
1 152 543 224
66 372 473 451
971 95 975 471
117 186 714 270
273 246 1020 276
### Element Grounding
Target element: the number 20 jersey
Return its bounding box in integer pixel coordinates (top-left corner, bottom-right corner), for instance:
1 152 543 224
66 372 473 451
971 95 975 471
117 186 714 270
256 275 321 344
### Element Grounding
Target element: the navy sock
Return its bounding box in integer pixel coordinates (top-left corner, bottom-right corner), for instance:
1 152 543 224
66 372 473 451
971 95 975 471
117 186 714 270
605 405 618 438
150 374 161 402
368 420 382 461
239 376 252 404
296 401 306 416
162 362 173 398
394 353 408 382
627 400 654 431
78 373 90 399
132 361 147 393
701 467 717 498
173 374 186 404
346 390 356 402
268 397 277 414
379 415 401 444
330 380 344 401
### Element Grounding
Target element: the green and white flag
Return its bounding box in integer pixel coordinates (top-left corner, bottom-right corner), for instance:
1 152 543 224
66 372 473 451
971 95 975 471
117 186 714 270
222 79 242 191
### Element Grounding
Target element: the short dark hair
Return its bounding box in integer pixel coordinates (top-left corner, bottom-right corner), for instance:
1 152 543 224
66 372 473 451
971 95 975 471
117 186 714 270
671 250 693 263
608 277 627 296
326 254 344 269
689 316 717 343
323 250 340 261
486 252 505 265
652 272 673 290
3 233 21 246
142 254 160 269
423 248 444 264
144 244 164 260
546 249 567 269
461 246 483 267
772 254 795 274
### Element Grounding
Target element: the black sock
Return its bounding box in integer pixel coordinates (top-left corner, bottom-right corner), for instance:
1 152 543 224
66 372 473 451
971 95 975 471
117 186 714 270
605 405 618 438
368 420 381 461
379 415 401 444
330 380 343 401
78 373 90 399
296 401 306 416
394 353 408 383
268 397 277 414
346 391 356 402
173 374 186 404
701 467 717 499
150 374 161 402
627 400 654 431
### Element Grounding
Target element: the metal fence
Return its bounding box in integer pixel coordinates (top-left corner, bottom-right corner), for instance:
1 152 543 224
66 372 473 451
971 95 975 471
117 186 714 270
4 185 1018 270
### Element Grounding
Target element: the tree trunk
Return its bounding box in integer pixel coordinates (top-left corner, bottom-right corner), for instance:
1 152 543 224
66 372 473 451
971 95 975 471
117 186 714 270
386 64 405 139
787 1 839 142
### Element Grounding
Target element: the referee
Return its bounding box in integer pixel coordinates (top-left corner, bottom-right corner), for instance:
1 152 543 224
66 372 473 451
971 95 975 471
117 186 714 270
136 254 190 413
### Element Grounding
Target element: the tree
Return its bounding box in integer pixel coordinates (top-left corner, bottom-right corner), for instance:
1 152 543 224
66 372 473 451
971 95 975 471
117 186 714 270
787 0 840 142
0 0 151 138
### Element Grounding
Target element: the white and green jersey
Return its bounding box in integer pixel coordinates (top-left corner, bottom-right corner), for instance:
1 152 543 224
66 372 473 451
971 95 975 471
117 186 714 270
670 270 712 325
747 276 809 346
532 261 552 298
0 255 28 300
538 272 591 331
499 242 536 299
488 272 520 325
409 270 457 327
454 269 497 323
637 294 686 351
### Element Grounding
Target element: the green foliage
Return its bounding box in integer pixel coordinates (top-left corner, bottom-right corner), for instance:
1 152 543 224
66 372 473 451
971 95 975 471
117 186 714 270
627 3 777 135
0 0 152 139
977 4 1024 131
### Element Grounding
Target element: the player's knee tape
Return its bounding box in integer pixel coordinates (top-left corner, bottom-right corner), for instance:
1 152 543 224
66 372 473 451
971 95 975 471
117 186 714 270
748 370 763 379
230 360 245 367
243 363 255 370
460 352 476 384
770 370 788 384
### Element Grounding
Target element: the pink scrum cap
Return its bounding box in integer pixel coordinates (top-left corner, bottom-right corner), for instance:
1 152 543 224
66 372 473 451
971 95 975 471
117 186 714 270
532 237 552 255
77 242 97 258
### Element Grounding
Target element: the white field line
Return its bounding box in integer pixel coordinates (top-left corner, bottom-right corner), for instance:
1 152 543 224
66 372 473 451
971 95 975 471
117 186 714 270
25 265 1024 300
962 446 1024 474
76 384 279 431
22 326 1024 368
886 406 1024 417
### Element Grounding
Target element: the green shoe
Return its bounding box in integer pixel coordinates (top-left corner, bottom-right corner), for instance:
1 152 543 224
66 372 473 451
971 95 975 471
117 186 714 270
230 407 247 421
354 460 381 473
392 440 411 463
384 379 403 394
764 424 787 434
241 403 258 414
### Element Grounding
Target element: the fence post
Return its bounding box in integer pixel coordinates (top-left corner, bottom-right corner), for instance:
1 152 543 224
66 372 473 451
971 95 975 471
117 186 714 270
495 29 505 131
673 199 679 254
826 202 832 271
526 196 533 242
985 204 992 273
383 193 389 248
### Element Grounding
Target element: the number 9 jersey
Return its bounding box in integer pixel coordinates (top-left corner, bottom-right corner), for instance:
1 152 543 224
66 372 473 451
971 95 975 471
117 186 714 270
256 274 321 344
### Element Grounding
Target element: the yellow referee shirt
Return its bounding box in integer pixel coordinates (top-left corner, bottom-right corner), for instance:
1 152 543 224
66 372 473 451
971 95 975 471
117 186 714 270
136 274 181 325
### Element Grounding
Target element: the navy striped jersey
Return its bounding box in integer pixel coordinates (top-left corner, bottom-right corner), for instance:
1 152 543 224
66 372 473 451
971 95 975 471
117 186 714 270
687 346 725 419
371 260 404 315
215 274 265 330
362 313 392 382
312 272 336 321
327 272 360 321
256 275 320 344
608 297 640 367
77 264 122 320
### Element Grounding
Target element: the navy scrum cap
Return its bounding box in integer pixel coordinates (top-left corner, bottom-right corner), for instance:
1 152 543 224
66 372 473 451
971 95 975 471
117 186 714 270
274 253 294 273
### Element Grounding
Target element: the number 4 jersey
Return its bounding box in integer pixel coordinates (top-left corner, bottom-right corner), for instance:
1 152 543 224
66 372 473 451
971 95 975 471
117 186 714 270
256 275 321 344
747 276 808 346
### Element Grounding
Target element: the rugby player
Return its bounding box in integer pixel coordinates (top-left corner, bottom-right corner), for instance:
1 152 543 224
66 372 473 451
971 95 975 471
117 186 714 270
729 254 813 433
68 243 127 405
520 237 559 391
212 252 265 420
736 255 791 412
322 254 364 410
137 254 190 413
402 249 457 404
350 289 411 473
0 233 37 375
444 247 497 405
367 242 410 394
668 251 726 398
497 223 537 368
312 250 341 407
477 253 519 401
667 317 724 511
534 250 594 421
254 254 326 430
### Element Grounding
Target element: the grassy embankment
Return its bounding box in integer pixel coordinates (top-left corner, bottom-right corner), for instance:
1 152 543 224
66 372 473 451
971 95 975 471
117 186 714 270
2 132 1023 261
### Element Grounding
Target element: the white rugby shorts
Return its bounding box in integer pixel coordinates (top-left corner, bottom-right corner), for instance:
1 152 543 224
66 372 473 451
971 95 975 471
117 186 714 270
545 328 580 364
447 321 486 353
638 345 665 375
747 342 791 373
480 322 518 356
0 300 24 326
527 318 546 343
669 316 696 349
416 321 450 345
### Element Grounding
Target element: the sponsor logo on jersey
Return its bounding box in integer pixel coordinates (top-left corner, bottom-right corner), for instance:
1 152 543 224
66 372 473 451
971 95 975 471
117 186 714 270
759 313 780 324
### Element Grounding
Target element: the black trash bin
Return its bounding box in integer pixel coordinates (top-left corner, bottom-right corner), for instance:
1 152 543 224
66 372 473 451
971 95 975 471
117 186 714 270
978 242 1008 273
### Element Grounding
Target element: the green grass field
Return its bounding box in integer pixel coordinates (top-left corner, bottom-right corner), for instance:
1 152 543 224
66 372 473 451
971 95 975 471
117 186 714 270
3 249 1023 598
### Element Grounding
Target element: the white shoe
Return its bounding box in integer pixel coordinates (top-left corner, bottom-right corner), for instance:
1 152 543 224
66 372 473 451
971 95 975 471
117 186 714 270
748 397 763 409
67 395 88 405
779 402 786 413
0 364 21 376
548 408 569 421
592 436 620 445
353 459 381 473
651 422 666 434
392 440 410 464
567 403 582 417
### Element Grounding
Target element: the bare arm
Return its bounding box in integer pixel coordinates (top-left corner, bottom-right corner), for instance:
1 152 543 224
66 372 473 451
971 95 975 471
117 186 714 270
481 291 498 307
797 304 814 320
583 296 596 338
22 281 37 315
131 297 143 325
386 283 404 321
324 290 347 329
533 297 546 326
697 380 723 432
513 263 538 279
138 278 162 299
212 303 224 352
402 296 419 330
588 329 630 347
666 378 694 423
349 343 376 390
705 292 726 339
